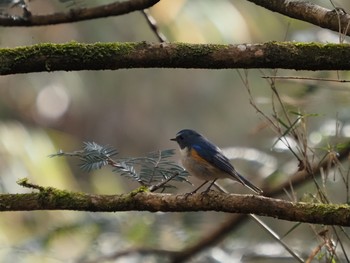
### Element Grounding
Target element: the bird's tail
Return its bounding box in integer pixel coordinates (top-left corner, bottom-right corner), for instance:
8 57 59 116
233 171 263 195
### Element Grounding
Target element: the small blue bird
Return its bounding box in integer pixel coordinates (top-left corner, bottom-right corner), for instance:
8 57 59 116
171 129 263 194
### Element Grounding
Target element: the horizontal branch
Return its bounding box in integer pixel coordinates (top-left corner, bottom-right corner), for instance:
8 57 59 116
1 41 350 75
4 185 350 226
0 0 160 26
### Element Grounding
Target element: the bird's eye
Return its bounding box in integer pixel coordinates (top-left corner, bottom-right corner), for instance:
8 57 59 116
178 135 183 140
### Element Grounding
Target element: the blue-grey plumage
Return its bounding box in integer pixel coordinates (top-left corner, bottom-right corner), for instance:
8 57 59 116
171 129 263 194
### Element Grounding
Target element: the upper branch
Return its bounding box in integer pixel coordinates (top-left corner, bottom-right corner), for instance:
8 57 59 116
247 0 350 36
0 0 160 26
1 41 350 75
2 188 350 226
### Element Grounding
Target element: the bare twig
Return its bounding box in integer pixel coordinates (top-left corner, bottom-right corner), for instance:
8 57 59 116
246 0 350 36
141 9 167 42
0 0 160 26
148 172 182 192
262 75 350 83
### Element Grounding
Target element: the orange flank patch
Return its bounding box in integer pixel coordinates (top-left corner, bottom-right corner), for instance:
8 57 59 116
190 148 210 165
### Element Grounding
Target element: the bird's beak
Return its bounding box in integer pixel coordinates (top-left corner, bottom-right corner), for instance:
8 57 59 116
170 138 177 141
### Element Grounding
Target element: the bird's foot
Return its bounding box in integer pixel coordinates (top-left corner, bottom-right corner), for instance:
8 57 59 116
184 189 198 199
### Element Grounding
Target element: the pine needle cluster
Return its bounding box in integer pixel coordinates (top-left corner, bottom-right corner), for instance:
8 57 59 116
50 142 190 190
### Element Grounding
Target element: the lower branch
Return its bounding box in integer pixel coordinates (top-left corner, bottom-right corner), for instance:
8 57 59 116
4 182 350 226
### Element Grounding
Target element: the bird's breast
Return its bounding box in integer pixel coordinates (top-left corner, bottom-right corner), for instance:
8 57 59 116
179 147 228 180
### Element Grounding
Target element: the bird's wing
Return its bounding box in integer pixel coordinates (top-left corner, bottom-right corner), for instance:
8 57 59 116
192 139 235 175
192 141 263 194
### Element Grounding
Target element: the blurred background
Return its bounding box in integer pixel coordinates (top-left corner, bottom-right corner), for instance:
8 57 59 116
0 0 350 262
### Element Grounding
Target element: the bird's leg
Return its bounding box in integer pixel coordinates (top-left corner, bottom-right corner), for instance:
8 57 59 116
184 180 209 197
193 180 209 193
202 179 217 194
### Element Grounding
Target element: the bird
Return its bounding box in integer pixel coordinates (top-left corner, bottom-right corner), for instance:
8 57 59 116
171 129 263 194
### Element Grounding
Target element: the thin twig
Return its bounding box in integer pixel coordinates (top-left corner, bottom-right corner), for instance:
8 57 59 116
141 9 167 42
148 172 180 192
262 75 350 83
16 178 45 191
246 0 350 36
0 0 160 26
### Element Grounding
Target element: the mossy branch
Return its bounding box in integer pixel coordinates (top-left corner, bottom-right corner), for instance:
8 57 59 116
1 41 350 75
4 178 349 226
